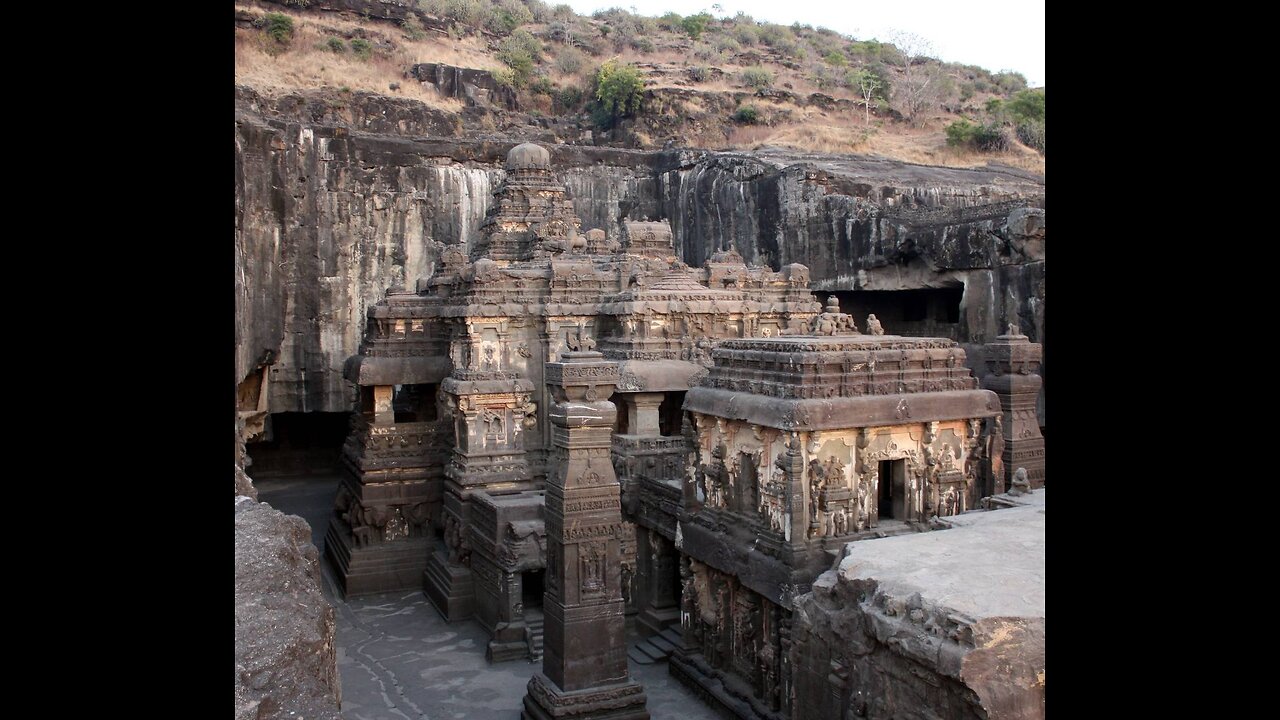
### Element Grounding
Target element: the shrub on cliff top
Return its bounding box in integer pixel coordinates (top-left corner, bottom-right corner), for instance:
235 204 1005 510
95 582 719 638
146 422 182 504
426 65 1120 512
741 66 774 92
592 59 644 128
681 13 713 40
260 13 295 46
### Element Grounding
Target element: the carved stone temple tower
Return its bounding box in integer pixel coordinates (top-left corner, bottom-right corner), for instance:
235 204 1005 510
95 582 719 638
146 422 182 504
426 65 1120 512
981 327 1045 493
522 347 648 720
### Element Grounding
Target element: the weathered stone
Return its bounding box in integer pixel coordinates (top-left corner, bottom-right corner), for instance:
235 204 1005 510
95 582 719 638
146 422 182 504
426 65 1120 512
791 500 1045 720
234 499 341 720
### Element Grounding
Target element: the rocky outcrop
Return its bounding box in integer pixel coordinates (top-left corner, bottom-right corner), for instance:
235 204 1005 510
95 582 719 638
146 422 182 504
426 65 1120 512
410 62 519 111
790 502 1045 720
235 498 341 720
234 93 1043 415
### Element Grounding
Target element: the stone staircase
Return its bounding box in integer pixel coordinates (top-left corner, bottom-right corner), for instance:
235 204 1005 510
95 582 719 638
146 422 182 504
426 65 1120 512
525 609 544 662
627 625 686 665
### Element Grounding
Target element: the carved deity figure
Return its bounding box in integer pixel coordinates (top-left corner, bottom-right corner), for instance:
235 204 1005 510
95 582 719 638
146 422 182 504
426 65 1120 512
857 474 873 530
707 471 724 508
867 313 885 336
1009 467 1032 496
939 487 956 517
987 416 1006 488
402 502 431 537
940 443 958 471
834 508 847 535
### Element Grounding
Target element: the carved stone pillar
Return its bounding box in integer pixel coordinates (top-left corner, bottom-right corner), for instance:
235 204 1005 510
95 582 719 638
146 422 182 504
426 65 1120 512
981 330 1045 491
628 393 664 437
522 349 648 720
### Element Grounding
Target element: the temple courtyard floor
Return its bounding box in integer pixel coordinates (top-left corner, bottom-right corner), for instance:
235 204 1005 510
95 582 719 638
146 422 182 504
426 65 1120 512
256 473 722 720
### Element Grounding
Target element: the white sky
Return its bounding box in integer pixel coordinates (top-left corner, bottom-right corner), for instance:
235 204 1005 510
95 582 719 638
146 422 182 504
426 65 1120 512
560 0 1045 87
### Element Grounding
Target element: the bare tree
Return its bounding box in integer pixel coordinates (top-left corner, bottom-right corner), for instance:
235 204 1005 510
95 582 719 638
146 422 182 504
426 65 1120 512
887 30 946 126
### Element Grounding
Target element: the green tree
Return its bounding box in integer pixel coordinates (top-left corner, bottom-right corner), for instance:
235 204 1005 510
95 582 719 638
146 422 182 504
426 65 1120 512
1006 89 1044 123
260 12 295 47
849 68 885 125
681 12 712 40
594 60 644 127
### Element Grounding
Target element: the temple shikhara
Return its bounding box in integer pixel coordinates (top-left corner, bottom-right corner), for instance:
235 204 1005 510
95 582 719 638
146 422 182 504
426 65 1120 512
320 143 1043 720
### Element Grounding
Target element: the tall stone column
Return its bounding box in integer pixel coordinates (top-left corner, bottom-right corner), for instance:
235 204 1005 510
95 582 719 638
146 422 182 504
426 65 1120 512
523 348 648 720
981 328 1045 490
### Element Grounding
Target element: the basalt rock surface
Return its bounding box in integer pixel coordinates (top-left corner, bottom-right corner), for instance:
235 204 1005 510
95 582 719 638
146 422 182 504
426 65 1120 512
234 498 341 720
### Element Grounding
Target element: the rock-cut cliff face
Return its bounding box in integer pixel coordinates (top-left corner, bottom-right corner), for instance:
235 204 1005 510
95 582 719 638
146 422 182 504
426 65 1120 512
235 89 1044 418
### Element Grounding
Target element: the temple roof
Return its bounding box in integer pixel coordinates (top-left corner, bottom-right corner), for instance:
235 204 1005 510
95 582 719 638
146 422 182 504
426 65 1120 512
505 142 552 171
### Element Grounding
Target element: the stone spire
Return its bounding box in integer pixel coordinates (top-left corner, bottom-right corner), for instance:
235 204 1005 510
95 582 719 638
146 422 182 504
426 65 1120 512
522 343 649 720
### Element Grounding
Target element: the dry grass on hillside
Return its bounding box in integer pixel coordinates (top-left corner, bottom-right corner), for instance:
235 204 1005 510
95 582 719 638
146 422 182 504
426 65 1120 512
235 3 487 108
726 109 1045 175
233 5 1043 175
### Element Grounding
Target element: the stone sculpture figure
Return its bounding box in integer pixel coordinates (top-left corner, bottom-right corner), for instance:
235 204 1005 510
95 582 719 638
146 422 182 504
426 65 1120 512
867 314 885 335
987 416 1006 490
1009 467 1032 496
402 502 431 537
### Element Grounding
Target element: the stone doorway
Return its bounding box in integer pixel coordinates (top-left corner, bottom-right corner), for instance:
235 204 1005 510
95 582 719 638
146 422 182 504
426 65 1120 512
878 459 907 519
522 569 545 609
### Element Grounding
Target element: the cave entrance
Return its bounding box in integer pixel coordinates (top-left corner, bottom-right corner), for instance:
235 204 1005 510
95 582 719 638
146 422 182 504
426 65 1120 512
822 287 963 339
245 412 350 477
878 460 906 519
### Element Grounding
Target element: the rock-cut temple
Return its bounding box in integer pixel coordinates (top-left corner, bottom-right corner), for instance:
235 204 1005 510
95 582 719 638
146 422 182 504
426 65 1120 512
322 142 1046 720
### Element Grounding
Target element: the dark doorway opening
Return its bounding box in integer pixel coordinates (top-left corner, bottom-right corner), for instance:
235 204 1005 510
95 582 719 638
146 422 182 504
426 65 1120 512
610 392 630 434
822 287 964 339
878 459 906 519
246 412 349 477
393 383 438 423
878 460 893 517
522 570 545 609
737 452 758 513
659 392 686 436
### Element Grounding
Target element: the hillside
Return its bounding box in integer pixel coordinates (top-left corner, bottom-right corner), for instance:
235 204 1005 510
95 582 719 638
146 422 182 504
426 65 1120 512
234 0 1044 175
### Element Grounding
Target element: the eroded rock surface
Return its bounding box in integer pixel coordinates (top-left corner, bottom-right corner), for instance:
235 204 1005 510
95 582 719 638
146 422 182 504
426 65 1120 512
791 501 1045 720
234 499 341 720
